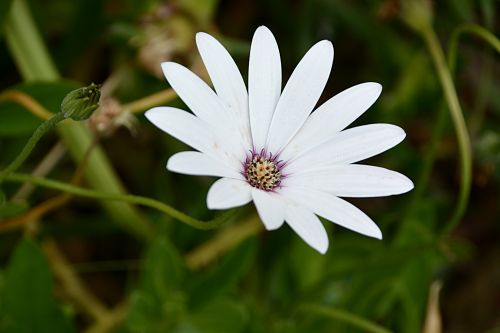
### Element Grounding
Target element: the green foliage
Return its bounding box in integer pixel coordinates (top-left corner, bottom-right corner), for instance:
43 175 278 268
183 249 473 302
289 236 327 292
125 236 254 333
126 236 186 332
0 239 75 333
187 298 248 333
189 239 256 308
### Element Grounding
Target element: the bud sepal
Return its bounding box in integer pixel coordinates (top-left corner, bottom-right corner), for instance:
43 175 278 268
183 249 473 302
61 83 101 121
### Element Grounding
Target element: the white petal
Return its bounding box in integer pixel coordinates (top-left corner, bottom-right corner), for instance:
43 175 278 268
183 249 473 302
145 107 217 154
282 187 382 239
196 32 252 150
286 124 406 174
285 201 329 254
280 82 382 161
251 188 285 230
167 152 243 180
206 178 252 210
284 164 414 197
145 107 239 169
266 40 334 154
248 26 282 150
161 62 230 129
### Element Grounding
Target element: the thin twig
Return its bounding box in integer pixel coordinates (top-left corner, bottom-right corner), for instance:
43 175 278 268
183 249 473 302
121 89 176 114
12 141 66 201
0 195 69 232
185 214 263 270
83 301 129 333
422 281 443 333
0 138 98 232
43 240 109 322
0 89 53 120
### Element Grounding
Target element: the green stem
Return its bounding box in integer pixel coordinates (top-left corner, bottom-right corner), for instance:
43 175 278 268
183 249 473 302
4 0 152 239
4 172 237 230
448 24 500 136
420 25 473 235
444 25 500 230
0 112 65 184
406 23 500 232
297 303 393 333
448 24 500 71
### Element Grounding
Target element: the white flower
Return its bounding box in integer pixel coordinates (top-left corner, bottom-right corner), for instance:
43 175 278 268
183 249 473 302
146 26 413 254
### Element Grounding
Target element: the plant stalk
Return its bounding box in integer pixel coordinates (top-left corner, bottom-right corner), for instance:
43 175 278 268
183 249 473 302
420 25 473 234
0 112 65 184
5 172 237 230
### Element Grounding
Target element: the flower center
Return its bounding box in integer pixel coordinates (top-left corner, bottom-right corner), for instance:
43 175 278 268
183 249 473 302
244 153 282 191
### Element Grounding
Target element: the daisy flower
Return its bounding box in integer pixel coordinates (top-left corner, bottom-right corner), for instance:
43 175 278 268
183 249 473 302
146 26 413 254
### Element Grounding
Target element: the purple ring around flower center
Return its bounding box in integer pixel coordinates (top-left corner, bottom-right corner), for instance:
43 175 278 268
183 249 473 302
243 149 285 191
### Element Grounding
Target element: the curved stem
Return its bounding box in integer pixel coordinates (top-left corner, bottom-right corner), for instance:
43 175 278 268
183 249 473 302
420 25 473 234
440 24 500 234
0 138 99 233
296 303 393 333
4 172 237 230
407 23 500 232
448 24 500 136
0 90 53 120
448 24 500 71
0 112 65 184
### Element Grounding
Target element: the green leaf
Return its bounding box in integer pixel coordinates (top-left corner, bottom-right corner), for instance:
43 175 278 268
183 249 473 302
126 236 187 332
0 239 75 333
0 0 14 31
138 236 185 300
189 239 256 308
188 298 248 333
289 235 327 292
0 81 80 137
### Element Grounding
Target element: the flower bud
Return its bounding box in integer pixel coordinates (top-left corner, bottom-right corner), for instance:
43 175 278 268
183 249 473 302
61 83 101 121
400 0 433 32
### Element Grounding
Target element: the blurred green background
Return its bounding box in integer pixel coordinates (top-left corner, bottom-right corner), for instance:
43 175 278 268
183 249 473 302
0 0 499 332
